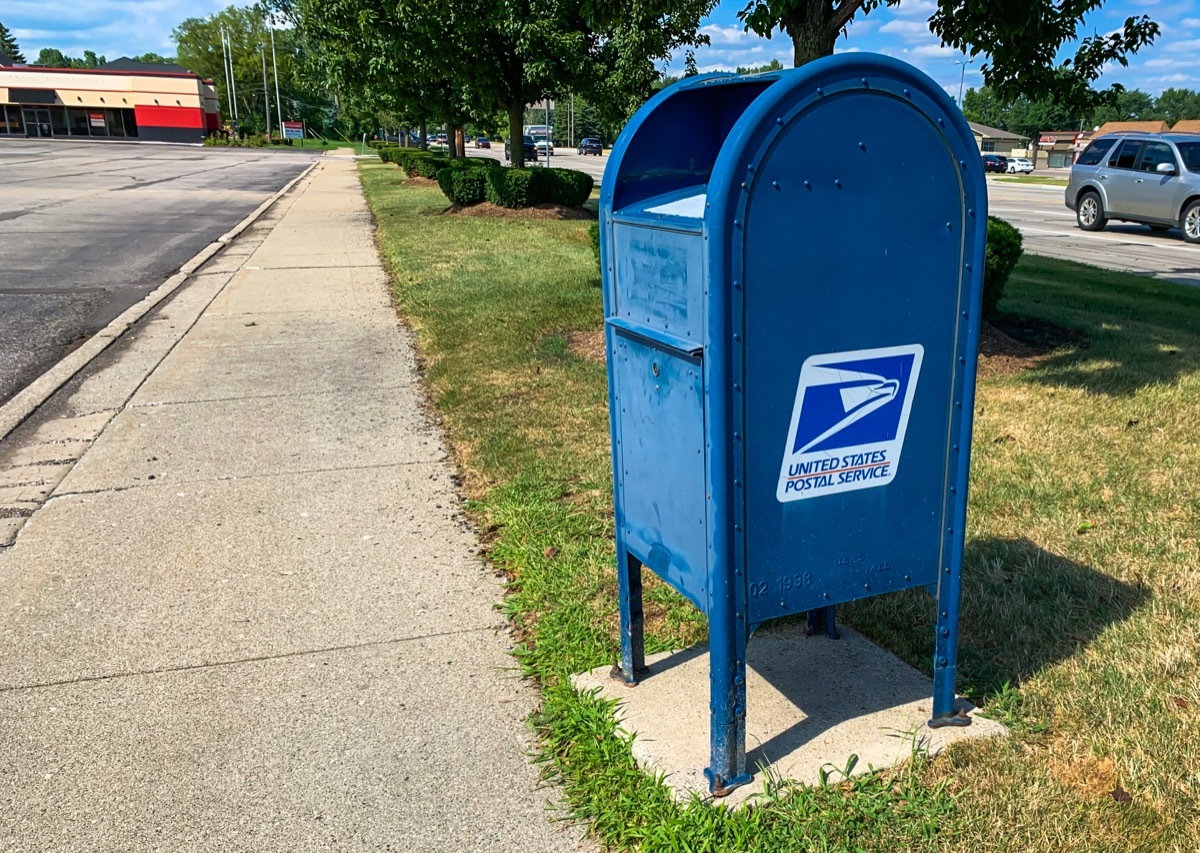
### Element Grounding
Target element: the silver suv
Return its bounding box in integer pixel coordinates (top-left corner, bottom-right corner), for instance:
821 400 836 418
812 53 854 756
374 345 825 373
1065 132 1200 244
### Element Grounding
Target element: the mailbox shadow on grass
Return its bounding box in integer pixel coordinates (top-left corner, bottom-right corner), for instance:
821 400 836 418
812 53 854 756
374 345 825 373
843 536 1148 705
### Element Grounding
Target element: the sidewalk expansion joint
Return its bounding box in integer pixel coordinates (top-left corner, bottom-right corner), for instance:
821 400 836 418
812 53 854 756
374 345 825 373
126 384 415 408
49 459 445 499
0 626 505 693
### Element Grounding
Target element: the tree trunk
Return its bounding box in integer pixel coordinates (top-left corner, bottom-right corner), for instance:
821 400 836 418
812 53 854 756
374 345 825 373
782 2 838 68
419 119 427 150
401 125 409 148
507 103 525 169
455 127 466 158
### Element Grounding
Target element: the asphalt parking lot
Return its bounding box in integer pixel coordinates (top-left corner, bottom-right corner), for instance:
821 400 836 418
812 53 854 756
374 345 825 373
0 141 317 406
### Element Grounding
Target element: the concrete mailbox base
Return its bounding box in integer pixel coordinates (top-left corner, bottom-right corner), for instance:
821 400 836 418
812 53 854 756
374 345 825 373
572 624 1008 807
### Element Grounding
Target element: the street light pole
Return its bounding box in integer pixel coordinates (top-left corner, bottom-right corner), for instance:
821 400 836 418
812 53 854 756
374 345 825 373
261 46 270 139
269 17 283 132
956 58 975 108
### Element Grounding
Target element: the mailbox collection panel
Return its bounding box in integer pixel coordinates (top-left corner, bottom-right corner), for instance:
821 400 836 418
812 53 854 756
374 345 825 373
600 54 987 796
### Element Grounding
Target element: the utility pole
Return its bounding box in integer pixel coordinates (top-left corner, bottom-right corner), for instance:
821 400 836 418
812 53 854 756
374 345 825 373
261 46 270 138
224 29 239 124
219 28 233 124
269 16 283 132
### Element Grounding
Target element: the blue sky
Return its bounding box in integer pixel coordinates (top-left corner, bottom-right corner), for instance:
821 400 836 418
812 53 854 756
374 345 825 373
4 0 1200 98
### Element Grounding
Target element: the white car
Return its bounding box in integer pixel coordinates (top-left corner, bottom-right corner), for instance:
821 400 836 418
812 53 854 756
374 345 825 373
534 139 554 155
1006 157 1034 174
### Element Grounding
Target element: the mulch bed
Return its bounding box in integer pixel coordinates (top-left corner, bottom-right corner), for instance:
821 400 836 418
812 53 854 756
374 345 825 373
433 201 594 220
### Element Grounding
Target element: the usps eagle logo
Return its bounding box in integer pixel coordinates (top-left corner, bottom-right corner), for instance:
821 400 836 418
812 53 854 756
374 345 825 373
777 344 923 502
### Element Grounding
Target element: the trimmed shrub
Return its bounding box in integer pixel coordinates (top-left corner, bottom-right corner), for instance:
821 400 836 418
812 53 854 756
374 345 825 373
411 156 450 179
485 168 538 208
437 167 489 206
984 216 1023 317
589 221 600 267
537 168 594 207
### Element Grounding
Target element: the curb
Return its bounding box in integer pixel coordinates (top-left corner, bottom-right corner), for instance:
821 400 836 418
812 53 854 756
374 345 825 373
0 161 319 443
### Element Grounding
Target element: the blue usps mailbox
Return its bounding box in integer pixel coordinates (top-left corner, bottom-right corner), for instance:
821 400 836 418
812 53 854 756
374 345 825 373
599 54 987 796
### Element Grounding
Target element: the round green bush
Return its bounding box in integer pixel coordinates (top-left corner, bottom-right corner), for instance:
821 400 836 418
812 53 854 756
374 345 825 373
984 216 1023 317
485 169 537 208
436 167 488 206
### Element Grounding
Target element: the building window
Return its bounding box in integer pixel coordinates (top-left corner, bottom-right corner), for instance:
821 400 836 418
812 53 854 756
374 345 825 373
50 106 68 136
981 141 997 152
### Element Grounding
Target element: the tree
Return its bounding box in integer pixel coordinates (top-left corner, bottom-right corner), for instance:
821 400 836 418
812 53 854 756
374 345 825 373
1155 88 1200 125
962 87 1007 130
34 48 73 68
133 52 176 65
32 48 106 68
736 0 1158 109
0 21 25 63
287 0 712 166
1090 88 1159 125
174 5 333 135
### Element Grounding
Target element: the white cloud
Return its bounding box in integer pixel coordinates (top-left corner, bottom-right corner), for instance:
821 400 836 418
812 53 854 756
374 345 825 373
1165 39 1200 52
1183 18 1200 28
910 44 960 60
893 0 937 17
1150 73 1199 84
879 19 932 41
1143 57 1193 68
700 24 756 47
5 0 227 59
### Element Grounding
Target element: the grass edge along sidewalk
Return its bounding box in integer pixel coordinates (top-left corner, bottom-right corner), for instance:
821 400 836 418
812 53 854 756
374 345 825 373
358 160 1199 852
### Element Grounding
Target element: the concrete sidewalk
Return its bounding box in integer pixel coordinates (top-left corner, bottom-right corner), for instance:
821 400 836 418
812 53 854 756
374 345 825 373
0 160 585 851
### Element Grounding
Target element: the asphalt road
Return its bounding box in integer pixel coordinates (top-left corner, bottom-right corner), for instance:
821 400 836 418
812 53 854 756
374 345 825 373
0 140 317 406
985 177 1200 287
467 151 1199 287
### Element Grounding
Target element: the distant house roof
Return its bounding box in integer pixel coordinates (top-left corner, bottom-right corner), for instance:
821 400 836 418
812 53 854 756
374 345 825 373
1172 120 1200 133
967 121 1027 142
99 56 189 74
1095 120 1171 136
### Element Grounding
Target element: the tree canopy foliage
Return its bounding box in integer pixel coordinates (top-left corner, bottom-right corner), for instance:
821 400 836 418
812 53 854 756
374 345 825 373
279 0 713 163
33 48 106 69
737 0 1158 111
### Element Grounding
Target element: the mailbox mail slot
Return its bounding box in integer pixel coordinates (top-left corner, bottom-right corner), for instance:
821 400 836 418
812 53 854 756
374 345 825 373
600 54 987 795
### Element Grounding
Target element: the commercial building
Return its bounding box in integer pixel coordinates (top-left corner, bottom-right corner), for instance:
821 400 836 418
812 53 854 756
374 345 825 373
967 121 1028 156
0 55 219 144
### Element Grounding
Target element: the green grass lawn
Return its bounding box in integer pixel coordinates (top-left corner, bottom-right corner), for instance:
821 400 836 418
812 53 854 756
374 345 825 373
359 160 1200 851
993 175 1070 186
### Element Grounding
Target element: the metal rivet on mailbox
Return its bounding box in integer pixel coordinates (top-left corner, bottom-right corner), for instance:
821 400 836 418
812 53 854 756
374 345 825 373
652 361 660 377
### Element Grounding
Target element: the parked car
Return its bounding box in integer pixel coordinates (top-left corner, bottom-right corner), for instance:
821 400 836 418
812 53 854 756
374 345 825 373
534 138 554 156
981 154 1009 173
1066 132 1200 243
504 134 538 163
578 137 603 156
474 136 491 149
427 139 450 153
1006 157 1034 174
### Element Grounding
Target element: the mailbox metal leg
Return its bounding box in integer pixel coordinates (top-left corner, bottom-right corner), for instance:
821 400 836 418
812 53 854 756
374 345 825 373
929 559 971 728
612 547 647 685
705 623 751 796
805 605 840 640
